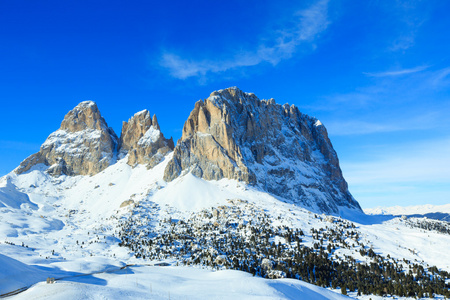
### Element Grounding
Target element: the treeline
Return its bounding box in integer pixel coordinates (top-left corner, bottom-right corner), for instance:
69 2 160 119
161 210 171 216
115 202 450 298
404 217 450 235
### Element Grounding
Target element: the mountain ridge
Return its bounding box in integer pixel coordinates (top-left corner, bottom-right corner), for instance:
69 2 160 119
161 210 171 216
13 87 360 214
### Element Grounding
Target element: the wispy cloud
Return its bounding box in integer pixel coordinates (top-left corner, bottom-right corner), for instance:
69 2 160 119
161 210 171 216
160 53 262 80
387 0 429 52
160 0 330 80
304 65 450 124
364 65 429 77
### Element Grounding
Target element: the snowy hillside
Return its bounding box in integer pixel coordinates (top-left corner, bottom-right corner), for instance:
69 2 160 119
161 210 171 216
3 261 351 300
1 155 450 299
0 156 352 299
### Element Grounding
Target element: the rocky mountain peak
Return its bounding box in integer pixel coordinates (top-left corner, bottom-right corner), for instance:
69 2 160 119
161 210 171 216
164 87 361 214
119 110 174 168
16 101 118 176
15 101 175 176
60 101 108 132
119 110 152 152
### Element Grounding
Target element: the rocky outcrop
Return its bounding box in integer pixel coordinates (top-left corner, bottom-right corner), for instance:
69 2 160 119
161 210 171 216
16 101 118 176
164 87 361 214
118 110 174 168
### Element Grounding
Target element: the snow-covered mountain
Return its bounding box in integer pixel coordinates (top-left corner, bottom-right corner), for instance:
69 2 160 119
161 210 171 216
15 101 174 177
16 101 119 176
365 204 450 216
365 204 450 222
1 88 450 299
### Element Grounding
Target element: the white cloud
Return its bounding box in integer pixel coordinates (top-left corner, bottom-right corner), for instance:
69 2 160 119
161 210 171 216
160 0 330 79
354 186 450 209
160 53 262 80
386 0 429 52
364 65 429 77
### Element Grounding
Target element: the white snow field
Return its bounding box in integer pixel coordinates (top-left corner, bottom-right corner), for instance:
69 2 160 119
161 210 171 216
0 155 449 299
7 264 351 300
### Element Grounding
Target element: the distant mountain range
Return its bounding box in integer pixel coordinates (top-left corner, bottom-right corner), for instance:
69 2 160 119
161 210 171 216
365 204 450 221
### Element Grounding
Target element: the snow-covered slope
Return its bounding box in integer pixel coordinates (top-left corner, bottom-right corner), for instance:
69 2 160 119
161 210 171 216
0 254 51 293
0 176 37 209
4 263 351 300
1 155 450 299
0 156 353 299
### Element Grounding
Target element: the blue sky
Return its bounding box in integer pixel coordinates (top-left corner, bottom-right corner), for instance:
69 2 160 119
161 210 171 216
1 0 449 208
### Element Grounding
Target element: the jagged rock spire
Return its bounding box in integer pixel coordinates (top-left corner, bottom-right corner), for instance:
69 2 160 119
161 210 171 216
119 110 174 168
119 110 152 153
152 114 160 131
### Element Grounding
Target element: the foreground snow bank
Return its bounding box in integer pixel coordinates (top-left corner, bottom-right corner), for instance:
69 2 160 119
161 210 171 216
10 265 352 300
0 254 49 293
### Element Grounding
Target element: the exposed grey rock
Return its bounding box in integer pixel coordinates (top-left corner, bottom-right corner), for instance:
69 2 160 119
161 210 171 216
120 200 135 208
164 87 361 214
16 101 118 176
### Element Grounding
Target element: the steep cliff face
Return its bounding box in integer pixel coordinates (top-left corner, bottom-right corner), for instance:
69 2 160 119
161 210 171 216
118 110 174 168
164 87 361 214
16 101 118 176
